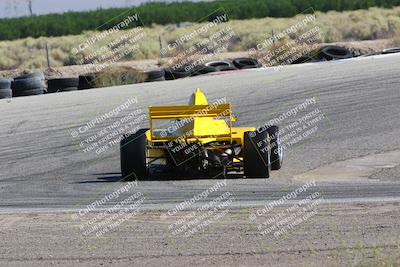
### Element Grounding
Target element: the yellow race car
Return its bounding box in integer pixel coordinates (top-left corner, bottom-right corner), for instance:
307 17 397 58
120 88 283 180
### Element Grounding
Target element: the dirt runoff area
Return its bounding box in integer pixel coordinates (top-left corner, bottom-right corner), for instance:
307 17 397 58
0 201 399 267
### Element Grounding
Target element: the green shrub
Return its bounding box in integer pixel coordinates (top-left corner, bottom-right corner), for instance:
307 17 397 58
1 0 400 41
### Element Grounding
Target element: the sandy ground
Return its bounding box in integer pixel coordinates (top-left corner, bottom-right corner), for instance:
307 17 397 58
0 202 399 267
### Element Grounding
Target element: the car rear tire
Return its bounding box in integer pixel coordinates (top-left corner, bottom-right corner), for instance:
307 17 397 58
120 128 149 181
244 131 270 178
267 126 283 170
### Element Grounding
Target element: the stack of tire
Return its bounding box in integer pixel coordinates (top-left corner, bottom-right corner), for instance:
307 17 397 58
164 58 260 80
78 74 97 90
291 46 353 65
205 60 238 72
382 47 400 54
0 78 12 99
145 69 165 82
232 58 262 69
291 55 316 64
164 67 192 80
48 77 79 93
11 72 46 97
317 46 353 61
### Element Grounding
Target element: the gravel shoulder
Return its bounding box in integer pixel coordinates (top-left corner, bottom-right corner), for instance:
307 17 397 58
0 202 399 267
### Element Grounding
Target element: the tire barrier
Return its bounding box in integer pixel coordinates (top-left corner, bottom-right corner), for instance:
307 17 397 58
382 47 400 54
78 74 96 90
291 55 315 64
0 79 12 99
13 88 45 97
59 87 78 92
15 71 45 81
0 89 12 99
145 69 165 82
0 78 12 89
164 67 192 80
192 65 218 76
204 60 232 68
232 58 262 69
2 47 359 96
317 45 353 60
48 78 79 93
11 77 45 97
215 65 238 71
16 72 46 90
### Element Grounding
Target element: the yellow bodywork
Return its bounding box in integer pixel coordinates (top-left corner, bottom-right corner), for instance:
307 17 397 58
145 88 255 166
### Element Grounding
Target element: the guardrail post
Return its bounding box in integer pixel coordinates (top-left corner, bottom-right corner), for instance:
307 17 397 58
159 35 165 58
271 29 276 47
45 42 51 69
388 20 393 34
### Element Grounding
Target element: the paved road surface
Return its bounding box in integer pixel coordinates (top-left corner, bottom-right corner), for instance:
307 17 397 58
0 54 399 213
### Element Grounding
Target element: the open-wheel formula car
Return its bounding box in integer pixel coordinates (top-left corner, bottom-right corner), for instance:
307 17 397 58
120 88 283 180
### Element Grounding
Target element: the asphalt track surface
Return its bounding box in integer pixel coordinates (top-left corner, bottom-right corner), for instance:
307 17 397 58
0 54 399 213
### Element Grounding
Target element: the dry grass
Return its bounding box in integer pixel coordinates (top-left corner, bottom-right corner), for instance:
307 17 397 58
0 7 399 71
392 28 400 46
92 66 147 88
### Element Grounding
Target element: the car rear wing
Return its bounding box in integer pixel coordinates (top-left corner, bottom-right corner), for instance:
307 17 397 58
148 103 233 141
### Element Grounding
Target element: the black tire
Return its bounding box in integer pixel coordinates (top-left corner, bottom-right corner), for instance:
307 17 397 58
382 47 400 54
147 76 165 82
0 89 12 99
78 75 96 90
11 77 45 91
13 88 44 97
291 55 315 64
204 60 232 68
244 131 271 178
215 65 238 71
233 58 262 69
15 71 45 81
120 128 149 181
59 87 78 92
318 46 353 60
191 65 217 76
145 69 165 82
266 126 283 170
0 79 11 89
164 67 192 80
48 78 79 93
